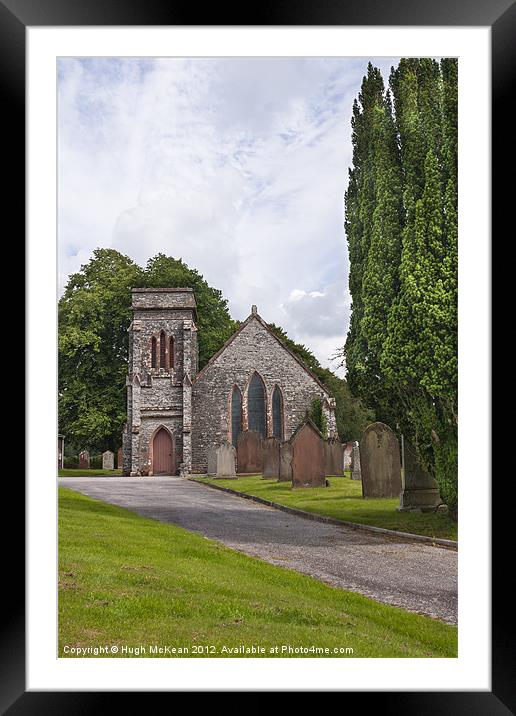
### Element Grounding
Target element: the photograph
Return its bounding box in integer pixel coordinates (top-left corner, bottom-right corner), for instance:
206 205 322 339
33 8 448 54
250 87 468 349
56 54 458 660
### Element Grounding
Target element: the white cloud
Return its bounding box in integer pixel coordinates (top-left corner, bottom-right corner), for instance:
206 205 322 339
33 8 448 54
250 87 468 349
58 56 399 375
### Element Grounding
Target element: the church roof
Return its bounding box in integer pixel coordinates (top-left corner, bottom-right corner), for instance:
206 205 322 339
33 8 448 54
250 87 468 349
194 307 331 396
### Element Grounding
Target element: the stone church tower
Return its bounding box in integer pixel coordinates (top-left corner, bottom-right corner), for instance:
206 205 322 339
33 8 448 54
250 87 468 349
123 288 198 476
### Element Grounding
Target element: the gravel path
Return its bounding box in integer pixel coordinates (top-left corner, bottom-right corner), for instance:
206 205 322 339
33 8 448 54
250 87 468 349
59 476 458 624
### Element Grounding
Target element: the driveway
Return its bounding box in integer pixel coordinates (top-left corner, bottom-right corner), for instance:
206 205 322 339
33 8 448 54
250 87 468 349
59 476 458 624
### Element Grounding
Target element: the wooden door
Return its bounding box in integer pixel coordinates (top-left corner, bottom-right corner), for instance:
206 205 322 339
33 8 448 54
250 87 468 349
153 428 174 475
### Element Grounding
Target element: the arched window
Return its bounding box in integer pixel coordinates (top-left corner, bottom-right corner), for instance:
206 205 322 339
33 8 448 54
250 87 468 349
159 331 166 368
231 387 242 447
248 373 266 437
272 386 283 440
151 336 157 368
169 336 175 369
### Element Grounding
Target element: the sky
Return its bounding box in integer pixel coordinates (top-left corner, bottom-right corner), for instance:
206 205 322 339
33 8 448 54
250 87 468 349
58 56 399 376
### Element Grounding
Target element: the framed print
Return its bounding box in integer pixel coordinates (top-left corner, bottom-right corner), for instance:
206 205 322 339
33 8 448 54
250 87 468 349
3 0 509 708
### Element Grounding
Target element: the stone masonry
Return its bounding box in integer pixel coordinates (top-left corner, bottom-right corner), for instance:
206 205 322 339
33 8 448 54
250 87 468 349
125 288 198 476
125 289 336 475
191 308 336 472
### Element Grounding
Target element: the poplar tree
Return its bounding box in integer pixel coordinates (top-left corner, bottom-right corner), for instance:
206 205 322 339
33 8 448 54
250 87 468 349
344 58 458 514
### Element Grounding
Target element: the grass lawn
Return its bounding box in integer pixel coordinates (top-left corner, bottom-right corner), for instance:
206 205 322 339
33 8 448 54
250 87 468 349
59 487 457 658
58 468 123 477
194 474 457 541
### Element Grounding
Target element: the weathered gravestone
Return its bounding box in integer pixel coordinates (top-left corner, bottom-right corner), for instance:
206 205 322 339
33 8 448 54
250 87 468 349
343 442 354 471
78 450 90 470
398 438 442 512
237 430 263 474
350 444 361 480
324 438 344 476
102 450 114 470
360 422 401 498
207 442 237 479
117 447 123 470
262 437 281 479
291 419 326 488
278 442 293 482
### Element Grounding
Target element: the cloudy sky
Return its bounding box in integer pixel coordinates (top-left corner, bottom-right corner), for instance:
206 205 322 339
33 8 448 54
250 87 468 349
58 57 398 376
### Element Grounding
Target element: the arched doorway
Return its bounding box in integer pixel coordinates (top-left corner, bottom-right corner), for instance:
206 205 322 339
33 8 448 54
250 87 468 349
152 427 174 475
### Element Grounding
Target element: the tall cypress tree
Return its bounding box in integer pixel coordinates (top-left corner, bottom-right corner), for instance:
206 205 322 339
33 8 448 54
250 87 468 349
344 58 458 515
359 94 404 420
344 63 387 407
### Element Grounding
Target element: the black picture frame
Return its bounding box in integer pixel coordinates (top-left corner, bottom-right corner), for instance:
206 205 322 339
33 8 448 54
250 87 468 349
5 0 508 710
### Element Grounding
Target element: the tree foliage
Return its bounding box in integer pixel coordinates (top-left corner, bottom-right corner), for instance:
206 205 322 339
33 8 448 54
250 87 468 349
308 397 328 440
344 59 458 514
59 250 236 451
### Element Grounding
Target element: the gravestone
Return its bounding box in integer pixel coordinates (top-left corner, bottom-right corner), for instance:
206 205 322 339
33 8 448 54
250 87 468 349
262 437 281 479
117 447 123 469
398 438 442 512
237 430 263 474
343 442 354 471
207 442 237 479
278 442 293 482
291 419 326 488
360 422 401 498
350 444 361 480
78 450 90 470
102 450 114 470
324 438 344 476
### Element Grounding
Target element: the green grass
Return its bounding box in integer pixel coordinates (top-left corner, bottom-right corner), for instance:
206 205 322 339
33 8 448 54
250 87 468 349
59 469 122 477
194 474 457 541
59 487 457 658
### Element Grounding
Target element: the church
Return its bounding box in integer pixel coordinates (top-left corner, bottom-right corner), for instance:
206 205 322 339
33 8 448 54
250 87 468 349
123 288 337 476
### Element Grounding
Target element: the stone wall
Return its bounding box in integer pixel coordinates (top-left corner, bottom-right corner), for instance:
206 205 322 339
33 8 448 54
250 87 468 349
191 314 335 473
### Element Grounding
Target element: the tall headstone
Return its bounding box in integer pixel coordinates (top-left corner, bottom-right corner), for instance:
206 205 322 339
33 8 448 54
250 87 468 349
262 437 281 479
360 422 401 498
78 450 90 470
343 442 354 471
398 437 442 512
278 442 293 482
117 447 123 470
350 444 361 480
324 438 344 476
237 430 263 474
207 443 237 479
102 450 114 470
291 419 326 488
